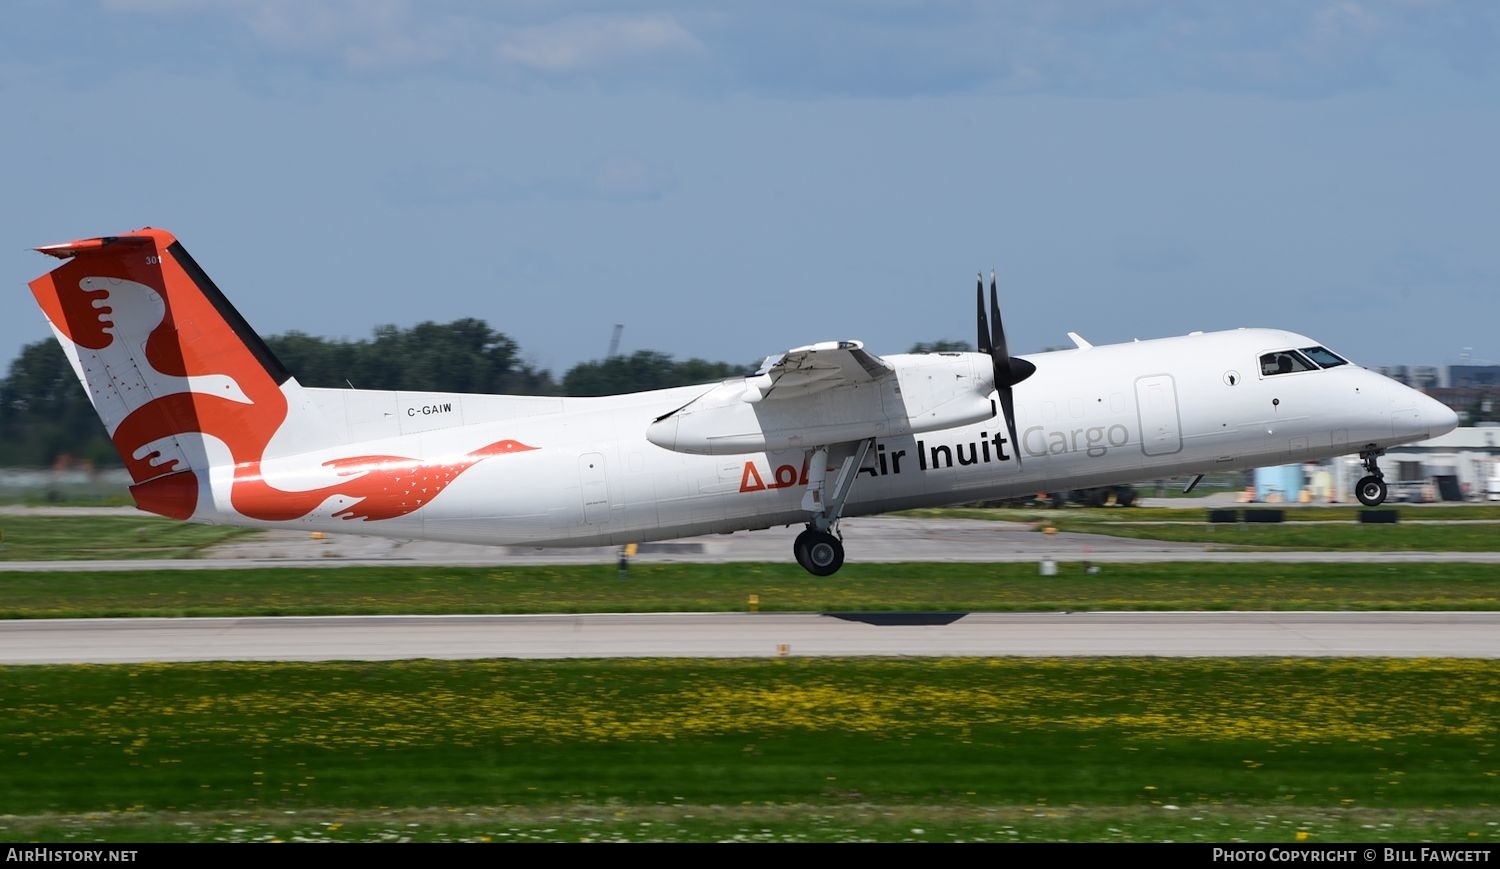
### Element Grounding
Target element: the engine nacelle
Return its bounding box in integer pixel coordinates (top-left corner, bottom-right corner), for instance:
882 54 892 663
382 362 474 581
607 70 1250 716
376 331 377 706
646 352 998 455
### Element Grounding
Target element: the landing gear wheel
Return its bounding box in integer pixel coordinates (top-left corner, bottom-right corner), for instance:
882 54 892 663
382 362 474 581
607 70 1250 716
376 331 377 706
792 529 814 572
793 529 844 577
1356 475 1388 507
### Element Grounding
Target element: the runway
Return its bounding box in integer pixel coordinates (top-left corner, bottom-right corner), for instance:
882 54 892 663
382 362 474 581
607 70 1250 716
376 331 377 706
4 515 1498 571
4 611 1497 664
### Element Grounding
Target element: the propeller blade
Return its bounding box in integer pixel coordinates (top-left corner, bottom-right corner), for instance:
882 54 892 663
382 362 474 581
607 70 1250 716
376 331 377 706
981 268 1036 468
989 270 1010 384
976 273 992 357
998 385 1022 469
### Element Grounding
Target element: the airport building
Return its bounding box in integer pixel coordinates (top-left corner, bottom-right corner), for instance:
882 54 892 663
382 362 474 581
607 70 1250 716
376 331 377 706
1378 363 1500 426
1248 426 1500 504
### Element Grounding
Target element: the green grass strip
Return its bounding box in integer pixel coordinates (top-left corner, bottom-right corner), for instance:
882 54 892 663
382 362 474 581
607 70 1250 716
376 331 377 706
2 562 1500 618
909 505 1500 522
0 658 1496 841
1033 520 1500 551
0 516 251 561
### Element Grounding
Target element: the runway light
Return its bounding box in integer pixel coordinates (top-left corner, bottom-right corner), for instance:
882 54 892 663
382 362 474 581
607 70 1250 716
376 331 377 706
748 594 760 613
1043 526 1057 535
309 531 325 540
777 643 789 656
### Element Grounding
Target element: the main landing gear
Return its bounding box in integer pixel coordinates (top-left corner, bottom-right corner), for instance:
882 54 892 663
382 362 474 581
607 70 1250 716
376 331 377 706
1356 448 1388 507
793 528 844 576
792 440 871 576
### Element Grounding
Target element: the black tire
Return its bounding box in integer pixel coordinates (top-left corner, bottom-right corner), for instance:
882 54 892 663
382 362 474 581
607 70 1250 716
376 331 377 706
794 529 844 576
792 529 815 572
1356 475 1388 507
1114 486 1137 508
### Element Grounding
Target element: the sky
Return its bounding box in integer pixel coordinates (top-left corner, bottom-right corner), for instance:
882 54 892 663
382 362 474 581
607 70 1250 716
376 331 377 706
3 1 1497 379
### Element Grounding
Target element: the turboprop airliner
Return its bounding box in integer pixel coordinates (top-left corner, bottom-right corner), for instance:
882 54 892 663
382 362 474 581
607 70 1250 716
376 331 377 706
27 228 1458 575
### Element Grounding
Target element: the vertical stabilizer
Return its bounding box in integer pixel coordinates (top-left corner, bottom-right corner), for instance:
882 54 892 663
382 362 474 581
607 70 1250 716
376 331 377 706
29 228 536 526
29 228 315 518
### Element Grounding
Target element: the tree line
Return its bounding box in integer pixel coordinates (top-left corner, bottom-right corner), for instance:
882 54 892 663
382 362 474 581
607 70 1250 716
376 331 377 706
0 320 753 468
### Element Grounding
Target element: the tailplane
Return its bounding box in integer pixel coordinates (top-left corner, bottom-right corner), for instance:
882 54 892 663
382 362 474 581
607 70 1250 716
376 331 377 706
28 228 324 519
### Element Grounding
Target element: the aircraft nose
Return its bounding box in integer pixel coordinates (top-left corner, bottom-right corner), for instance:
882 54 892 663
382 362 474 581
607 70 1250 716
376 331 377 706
1419 392 1460 437
1393 389 1459 442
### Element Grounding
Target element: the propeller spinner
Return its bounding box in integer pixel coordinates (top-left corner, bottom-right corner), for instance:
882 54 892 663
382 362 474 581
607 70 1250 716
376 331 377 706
977 270 1036 465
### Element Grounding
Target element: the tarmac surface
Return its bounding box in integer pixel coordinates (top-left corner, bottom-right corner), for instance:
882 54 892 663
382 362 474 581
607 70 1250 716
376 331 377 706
3 507 1498 571
2 501 1493 665
4 611 1496 664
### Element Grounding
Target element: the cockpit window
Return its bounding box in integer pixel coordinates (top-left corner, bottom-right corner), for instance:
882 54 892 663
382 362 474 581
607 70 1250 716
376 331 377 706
1298 346 1348 369
1259 350 1317 377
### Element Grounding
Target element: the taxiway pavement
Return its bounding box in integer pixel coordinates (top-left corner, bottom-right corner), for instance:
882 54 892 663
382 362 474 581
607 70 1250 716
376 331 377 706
3 611 1496 664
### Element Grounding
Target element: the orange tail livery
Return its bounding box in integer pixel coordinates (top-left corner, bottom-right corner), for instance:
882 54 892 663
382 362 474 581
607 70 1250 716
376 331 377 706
29 229 538 529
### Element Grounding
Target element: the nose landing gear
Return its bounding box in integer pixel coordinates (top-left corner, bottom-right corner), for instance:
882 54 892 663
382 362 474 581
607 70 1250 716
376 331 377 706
1355 448 1388 507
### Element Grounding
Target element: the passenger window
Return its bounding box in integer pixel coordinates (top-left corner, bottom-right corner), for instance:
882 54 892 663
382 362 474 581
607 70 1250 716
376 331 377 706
1299 346 1348 369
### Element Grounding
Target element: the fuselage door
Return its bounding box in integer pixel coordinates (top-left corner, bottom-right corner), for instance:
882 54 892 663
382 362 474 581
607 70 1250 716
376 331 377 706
1135 374 1183 456
579 452 611 525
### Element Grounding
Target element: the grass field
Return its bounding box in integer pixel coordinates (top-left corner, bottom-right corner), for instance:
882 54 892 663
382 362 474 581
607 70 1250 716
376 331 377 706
0 657 1495 842
2 562 1500 618
1 512 1496 843
3 508 1498 567
905 506 1500 551
1032 521 1500 551
913 505 1500 523
0 515 251 561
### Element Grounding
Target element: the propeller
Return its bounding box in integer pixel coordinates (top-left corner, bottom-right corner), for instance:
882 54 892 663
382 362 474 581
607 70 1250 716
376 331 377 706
977 270 1036 465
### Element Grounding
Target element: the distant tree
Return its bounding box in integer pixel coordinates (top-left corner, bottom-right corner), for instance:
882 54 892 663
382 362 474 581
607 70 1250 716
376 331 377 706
0 320 557 468
0 340 115 467
562 351 751 397
265 319 555 395
909 340 973 353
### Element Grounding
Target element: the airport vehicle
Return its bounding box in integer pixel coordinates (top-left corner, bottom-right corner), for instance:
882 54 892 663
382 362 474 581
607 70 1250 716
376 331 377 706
27 228 1458 575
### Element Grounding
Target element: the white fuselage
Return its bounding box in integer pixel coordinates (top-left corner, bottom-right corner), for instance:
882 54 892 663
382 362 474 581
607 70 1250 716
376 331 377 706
200 327 1456 547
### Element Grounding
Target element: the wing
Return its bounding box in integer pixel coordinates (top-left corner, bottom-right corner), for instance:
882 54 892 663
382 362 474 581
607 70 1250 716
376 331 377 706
646 339 995 455
745 340 894 402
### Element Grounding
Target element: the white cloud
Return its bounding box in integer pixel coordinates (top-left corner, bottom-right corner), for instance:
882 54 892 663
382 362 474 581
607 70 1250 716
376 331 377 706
497 13 703 73
103 0 473 71
99 2 702 77
92 1 1494 97
100 0 219 11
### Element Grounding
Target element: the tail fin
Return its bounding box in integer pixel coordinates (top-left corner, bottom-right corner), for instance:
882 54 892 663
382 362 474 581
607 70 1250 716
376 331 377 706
28 228 316 519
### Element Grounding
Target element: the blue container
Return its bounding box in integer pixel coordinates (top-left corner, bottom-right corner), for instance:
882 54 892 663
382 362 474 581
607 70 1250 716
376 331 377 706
1253 465 1304 503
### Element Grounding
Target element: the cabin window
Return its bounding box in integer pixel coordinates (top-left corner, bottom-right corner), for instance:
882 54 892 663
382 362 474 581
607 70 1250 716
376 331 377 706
1298 346 1348 369
1259 350 1317 377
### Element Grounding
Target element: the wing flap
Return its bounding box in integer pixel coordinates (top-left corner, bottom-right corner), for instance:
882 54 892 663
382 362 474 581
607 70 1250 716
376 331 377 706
748 340 894 401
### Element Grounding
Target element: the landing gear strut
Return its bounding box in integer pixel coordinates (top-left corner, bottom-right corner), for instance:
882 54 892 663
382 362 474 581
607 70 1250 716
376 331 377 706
792 440 870 576
1355 448 1388 507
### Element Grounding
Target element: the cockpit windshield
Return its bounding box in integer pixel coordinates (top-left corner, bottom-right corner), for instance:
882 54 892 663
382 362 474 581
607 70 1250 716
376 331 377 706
1298 346 1348 369
1259 346 1351 376
1259 350 1317 377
